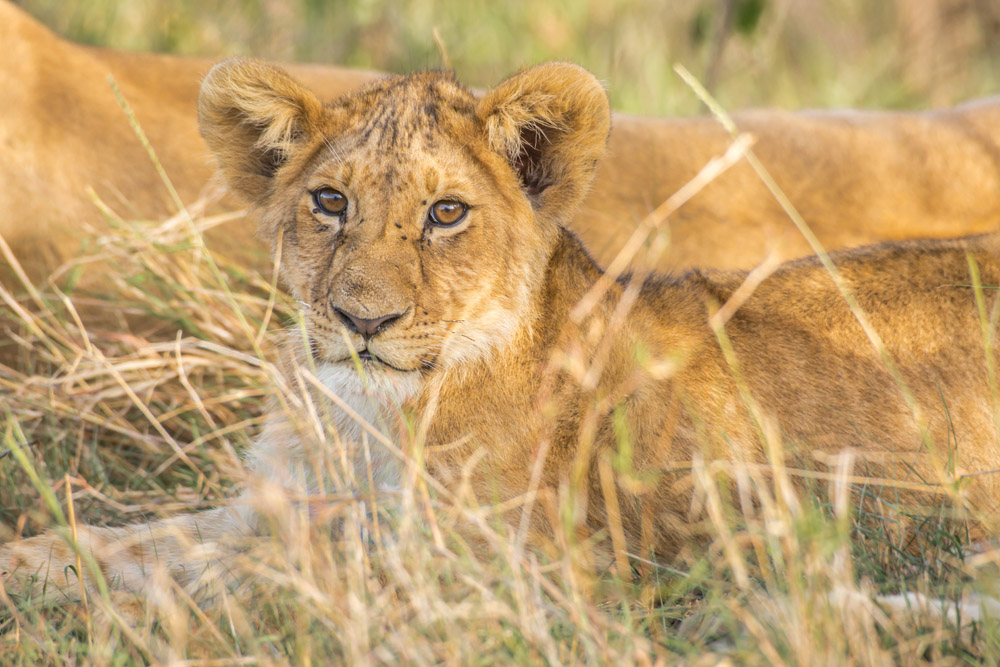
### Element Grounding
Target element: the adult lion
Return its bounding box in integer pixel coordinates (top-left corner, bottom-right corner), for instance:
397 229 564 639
0 0 378 283
3 61 998 597
2 0 1000 293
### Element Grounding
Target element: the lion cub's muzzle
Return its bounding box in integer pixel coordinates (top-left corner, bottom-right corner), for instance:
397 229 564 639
333 306 406 339
314 257 421 368
313 299 417 371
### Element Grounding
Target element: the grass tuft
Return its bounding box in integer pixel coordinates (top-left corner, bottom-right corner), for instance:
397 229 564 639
0 166 998 664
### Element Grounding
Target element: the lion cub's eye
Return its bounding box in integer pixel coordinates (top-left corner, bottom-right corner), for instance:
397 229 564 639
428 200 468 227
313 187 348 216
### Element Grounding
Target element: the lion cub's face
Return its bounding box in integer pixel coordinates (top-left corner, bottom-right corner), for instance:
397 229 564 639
275 74 544 374
199 61 610 378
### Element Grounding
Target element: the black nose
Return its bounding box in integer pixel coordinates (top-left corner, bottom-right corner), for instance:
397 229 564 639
334 307 404 338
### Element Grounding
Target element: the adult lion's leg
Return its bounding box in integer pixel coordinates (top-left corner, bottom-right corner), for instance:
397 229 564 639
0 498 255 603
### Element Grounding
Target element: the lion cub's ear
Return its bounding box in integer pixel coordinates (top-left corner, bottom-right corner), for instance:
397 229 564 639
476 63 610 226
199 58 324 206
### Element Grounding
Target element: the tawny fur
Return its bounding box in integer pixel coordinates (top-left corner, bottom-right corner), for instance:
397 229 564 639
3 60 1000 600
0 0 378 289
2 0 1000 302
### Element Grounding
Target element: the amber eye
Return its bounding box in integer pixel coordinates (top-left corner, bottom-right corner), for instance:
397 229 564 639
428 200 468 227
313 187 348 216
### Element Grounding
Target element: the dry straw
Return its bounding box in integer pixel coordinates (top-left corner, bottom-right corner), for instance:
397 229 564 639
0 75 998 665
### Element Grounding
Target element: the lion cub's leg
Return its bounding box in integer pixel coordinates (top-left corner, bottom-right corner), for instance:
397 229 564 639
0 500 255 603
0 430 347 603
0 353 414 604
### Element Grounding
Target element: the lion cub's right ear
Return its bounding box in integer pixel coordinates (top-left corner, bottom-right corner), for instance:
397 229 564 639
199 58 324 206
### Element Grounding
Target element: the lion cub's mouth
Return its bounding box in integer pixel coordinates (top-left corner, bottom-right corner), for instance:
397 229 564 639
307 337 416 373
347 350 416 374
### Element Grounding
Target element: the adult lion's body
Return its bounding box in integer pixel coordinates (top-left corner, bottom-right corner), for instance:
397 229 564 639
0 0 378 284
2 0 1000 298
3 62 999 597
582 102 1000 268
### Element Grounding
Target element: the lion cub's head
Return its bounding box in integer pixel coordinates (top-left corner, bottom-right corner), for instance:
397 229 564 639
199 60 609 377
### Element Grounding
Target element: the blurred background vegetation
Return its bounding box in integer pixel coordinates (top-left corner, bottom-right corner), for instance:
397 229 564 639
16 0 1000 116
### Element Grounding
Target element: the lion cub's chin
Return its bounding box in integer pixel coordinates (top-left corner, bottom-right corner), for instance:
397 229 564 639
314 359 424 442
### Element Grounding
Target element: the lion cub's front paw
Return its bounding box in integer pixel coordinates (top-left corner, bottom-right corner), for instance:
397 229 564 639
0 538 83 601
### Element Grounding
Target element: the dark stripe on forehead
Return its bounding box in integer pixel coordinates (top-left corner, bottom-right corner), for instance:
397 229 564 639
345 72 476 149
382 165 398 188
296 70 481 191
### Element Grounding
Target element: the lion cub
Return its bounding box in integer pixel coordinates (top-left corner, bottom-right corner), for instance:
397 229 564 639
3 60 999 597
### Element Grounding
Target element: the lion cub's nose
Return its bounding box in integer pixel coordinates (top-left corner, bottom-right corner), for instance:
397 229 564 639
334 307 404 339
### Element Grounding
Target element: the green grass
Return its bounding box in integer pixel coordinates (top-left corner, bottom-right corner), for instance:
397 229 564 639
19 0 1000 114
4 0 1000 663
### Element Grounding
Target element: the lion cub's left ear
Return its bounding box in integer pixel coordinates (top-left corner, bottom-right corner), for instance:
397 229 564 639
199 58 324 206
476 63 610 227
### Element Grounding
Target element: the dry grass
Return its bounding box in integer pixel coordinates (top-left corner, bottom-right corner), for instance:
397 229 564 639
4 1 1000 663
1 137 1000 664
